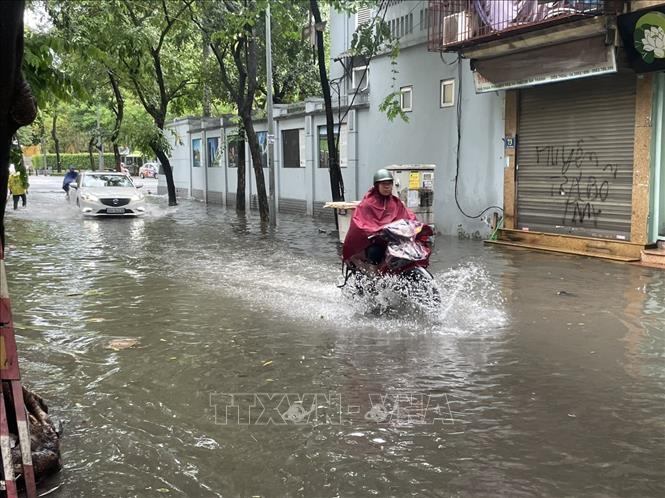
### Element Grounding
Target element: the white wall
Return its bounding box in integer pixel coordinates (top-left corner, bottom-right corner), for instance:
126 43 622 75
330 4 505 236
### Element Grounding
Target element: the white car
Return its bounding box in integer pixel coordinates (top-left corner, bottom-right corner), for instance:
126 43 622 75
69 171 146 216
139 162 159 179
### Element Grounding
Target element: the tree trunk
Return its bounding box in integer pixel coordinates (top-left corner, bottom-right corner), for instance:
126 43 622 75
88 136 95 170
241 113 269 222
51 113 62 173
108 70 124 172
236 127 246 212
152 144 177 206
113 143 121 172
202 33 211 118
310 0 344 202
0 1 61 486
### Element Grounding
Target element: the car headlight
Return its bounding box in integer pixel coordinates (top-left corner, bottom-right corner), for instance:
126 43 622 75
81 193 98 202
131 193 145 201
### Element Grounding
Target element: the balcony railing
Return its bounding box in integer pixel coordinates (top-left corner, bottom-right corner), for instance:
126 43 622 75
428 0 619 51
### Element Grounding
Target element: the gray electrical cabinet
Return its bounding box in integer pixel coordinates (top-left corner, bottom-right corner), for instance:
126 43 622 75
386 164 435 225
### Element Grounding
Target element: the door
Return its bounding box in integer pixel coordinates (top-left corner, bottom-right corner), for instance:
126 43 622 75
517 73 636 240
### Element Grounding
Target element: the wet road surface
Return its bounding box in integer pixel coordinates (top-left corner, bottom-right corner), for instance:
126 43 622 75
3 176 664 497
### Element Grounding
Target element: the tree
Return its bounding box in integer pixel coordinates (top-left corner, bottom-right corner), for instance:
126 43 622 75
191 0 270 221
311 0 403 203
257 3 321 105
1 1 37 247
23 28 77 172
49 0 199 205
115 0 198 206
310 0 344 202
0 0 62 483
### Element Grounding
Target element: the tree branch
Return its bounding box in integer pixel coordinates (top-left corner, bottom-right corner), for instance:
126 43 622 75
156 0 195 54
244 25 258 112
211 42 239 104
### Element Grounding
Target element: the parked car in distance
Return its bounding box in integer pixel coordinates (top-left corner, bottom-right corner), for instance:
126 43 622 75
69 171 146 217
139 162 159 179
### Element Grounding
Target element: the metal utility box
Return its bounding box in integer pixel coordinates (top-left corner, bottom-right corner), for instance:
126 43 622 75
386 164 435 225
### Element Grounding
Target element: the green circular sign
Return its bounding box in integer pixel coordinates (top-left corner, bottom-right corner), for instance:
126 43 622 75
634 11 665 63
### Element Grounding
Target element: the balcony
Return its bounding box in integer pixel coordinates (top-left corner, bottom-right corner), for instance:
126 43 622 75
427 0 621 52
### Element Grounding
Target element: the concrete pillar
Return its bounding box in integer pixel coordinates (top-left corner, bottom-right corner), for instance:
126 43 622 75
200 121 208 204
274 114 280 213
503 90 518 229
305 114 314 215
347 109 358 200
630 73 654 245
221 118 227 206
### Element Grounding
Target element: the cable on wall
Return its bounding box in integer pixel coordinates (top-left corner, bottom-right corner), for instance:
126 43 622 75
451 52 503 220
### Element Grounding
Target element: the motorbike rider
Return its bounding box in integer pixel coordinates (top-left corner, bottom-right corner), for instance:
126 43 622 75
343 168 416 271
62 166 78 195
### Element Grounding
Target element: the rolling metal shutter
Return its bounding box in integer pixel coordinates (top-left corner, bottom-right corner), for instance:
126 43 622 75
517 73 636 240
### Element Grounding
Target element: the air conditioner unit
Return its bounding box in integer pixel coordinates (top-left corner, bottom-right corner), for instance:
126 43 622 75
442 12 469 44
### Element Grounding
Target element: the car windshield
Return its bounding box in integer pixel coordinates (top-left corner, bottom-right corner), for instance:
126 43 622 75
82 174 134 188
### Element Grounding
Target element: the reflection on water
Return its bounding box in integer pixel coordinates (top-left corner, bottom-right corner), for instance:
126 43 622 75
3 184 665 497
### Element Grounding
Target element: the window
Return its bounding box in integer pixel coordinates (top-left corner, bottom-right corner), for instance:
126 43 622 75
256 131 268 168
409 13 413 34
400 86 413 112
355 7 372 28
282 129 301 168
440 79 455 108
82 174 133 188
207 137 222 167
227 133 241 168
319 124 347 169
352 66 369 91
192 138 201 168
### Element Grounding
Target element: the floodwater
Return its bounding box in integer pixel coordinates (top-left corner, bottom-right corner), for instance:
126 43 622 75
3 177 664 497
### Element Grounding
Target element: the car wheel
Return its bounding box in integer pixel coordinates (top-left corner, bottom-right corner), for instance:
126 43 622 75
154 174 158 179
139 173 144 179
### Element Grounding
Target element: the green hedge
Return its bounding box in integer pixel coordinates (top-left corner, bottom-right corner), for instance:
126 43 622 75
32 153 116 170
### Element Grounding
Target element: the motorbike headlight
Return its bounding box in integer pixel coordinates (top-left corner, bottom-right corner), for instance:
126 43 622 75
81 193 98 202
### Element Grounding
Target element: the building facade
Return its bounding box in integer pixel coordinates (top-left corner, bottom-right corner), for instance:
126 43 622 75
161 0 504 236
425 0 664 261
161 0 664 264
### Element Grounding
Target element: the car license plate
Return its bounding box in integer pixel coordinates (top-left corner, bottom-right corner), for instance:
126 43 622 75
107 207 125 214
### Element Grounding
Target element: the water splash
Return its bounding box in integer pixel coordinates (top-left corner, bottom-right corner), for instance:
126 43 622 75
173 239 506 336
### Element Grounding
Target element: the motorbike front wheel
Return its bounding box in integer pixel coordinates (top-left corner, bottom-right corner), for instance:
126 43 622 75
401 267 441 308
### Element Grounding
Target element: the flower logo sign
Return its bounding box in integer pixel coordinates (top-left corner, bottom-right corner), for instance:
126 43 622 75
634 11 665 63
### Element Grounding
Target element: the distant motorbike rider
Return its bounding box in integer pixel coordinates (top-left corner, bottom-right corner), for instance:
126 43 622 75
62 166 78 194
343 169 416 270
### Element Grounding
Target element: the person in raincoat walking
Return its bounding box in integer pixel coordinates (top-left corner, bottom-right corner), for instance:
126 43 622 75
7 164 28 209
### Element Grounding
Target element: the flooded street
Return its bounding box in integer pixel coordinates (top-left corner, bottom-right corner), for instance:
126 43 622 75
3 177 664 497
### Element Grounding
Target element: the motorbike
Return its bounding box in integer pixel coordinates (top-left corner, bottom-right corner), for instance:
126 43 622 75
341 219 441 311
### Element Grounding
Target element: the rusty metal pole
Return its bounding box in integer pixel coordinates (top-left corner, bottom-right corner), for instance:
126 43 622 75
0 245 37 498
